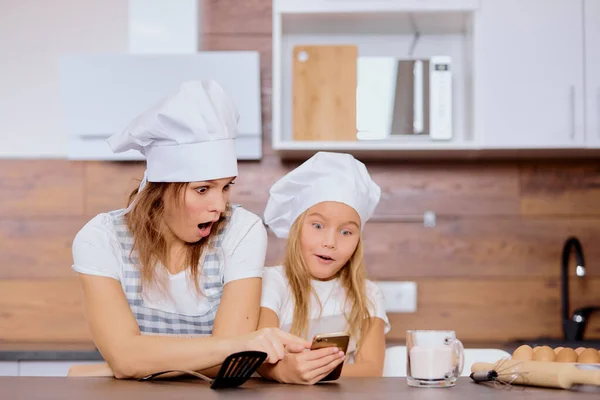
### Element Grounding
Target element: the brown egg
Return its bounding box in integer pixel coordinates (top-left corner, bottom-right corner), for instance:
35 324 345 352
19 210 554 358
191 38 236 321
532 346 541 354
578 348 600 364
512 345 534 361
554 346 564 354
575 347 586 355
534 346 556 362
556 348 578 363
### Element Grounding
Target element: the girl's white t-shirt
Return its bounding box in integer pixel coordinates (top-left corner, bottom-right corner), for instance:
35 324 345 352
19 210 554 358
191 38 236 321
71 206 267 317
260 265 391 361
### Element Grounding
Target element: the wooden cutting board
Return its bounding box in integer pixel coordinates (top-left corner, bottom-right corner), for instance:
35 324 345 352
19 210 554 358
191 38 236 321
292 45 358 141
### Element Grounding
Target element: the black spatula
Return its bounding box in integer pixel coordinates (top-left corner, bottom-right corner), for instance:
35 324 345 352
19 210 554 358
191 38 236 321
140 351 268 389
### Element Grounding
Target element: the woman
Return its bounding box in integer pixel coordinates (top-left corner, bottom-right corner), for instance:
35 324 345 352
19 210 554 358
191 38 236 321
70 80 308 379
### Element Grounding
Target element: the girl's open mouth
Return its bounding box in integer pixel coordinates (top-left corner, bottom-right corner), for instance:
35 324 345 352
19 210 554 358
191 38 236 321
316 255 334 261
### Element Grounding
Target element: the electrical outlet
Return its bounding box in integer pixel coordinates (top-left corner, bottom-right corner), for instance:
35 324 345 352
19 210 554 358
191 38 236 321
375 281 417 313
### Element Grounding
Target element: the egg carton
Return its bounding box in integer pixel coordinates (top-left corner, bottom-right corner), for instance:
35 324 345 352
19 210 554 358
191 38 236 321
512 344 600 364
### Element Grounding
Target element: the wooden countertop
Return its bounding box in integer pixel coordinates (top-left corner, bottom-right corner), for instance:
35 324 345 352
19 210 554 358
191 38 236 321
0 341 96 352
0 341 102 361
2 377 598 399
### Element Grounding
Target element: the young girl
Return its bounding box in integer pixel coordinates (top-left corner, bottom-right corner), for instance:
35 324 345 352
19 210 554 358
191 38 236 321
70 80 308 379
257 152 390 384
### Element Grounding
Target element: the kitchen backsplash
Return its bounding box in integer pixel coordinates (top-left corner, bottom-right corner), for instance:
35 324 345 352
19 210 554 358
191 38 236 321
1 158 599 343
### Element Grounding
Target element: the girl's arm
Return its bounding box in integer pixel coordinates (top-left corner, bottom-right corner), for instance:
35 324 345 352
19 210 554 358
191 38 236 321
256 307 344 385
341 318 386 377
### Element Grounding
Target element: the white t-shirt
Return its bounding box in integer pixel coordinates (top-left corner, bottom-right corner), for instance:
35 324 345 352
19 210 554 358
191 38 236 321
260 265 390 361
72 206 267 316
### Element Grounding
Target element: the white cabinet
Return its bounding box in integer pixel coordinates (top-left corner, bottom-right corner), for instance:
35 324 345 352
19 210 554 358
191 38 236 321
271 0 480 159
271 0 597 158
585 0 600 148
0 362 18 376
477 0 585 149
18 361 105 377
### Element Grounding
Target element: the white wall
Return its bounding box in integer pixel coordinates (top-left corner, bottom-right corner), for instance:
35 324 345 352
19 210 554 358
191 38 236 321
0 0 128 157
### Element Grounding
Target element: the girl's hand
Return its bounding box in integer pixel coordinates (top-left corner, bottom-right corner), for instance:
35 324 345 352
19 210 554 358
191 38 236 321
275 347 346 385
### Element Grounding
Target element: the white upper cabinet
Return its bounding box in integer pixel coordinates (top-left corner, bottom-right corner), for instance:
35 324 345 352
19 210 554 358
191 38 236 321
584 0 600 148
271 0 597 158
476 0 585 149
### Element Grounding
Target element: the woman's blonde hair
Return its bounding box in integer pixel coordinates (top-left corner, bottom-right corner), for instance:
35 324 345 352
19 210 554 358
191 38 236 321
283 211 372 349
124 182 229 295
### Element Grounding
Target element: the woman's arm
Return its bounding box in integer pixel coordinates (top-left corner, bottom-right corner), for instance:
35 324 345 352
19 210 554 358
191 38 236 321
211 211 266 337
212 277 261 336
198 277 262 377
340 318 386 377
256 307 283 381
79 274 306 379
79 274 233 379
73 273 262 378
194 215 268 376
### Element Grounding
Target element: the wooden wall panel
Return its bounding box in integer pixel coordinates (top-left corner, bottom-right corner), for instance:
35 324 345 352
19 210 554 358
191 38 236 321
1 277 597 342
361 218 600 279
367 162 521 216
202 0 271 34
264 218 600 279
0 160 84 218
84 160 524 220
84 160 283 218
0 218 85 279
84 161 145 216
520 162 600 216
231 161 292 216
0 279 91 341
231 161 522 218
385 279 600 341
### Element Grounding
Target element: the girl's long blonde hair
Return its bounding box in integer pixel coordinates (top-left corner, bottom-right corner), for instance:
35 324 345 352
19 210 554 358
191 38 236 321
284 211 372 349
124 182 229 295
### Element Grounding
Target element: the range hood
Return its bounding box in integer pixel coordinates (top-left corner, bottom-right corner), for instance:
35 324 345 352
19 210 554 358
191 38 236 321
59 0 262 161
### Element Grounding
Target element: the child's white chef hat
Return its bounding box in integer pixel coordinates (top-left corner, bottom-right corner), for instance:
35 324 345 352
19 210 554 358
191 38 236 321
264 151 381 238
107 80 239 183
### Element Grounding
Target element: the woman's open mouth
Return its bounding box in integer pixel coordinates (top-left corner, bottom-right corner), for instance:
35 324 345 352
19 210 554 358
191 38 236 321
198 222 212 230
197 221 215 237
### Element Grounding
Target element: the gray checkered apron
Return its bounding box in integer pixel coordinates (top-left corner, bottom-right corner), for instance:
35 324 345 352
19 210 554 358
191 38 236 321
108 205 238 336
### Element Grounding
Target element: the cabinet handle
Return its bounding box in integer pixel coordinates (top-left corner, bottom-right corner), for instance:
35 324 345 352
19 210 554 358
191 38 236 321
597 86 600 139
570 85 576 140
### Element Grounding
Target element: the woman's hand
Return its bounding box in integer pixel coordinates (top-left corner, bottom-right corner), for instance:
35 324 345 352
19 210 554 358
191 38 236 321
232 327 311 364
274 347 346 385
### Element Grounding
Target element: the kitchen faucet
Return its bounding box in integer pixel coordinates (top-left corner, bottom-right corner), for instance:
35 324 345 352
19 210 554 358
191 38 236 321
561 237 599 341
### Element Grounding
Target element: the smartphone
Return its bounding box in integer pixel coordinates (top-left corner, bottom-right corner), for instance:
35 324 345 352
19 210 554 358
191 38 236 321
310 332 350 381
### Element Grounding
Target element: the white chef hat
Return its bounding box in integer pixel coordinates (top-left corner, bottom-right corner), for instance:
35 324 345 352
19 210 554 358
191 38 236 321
264 152 381 238
107 79 239 183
